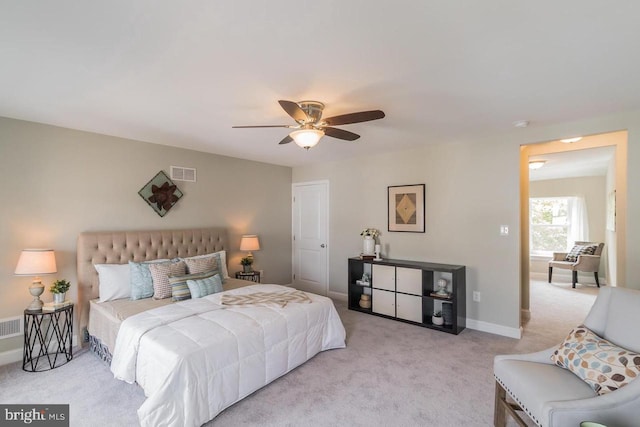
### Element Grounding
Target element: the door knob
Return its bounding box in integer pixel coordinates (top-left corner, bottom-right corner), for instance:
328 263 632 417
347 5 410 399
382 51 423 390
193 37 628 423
320 244 326 248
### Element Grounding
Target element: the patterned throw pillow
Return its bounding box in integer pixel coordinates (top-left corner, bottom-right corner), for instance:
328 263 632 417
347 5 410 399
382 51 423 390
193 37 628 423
551 325 640 395
564 245 597 262
129 259 169 300
168 270 217 302
187 273 223 299
149 260 186 299
184 253 221 274
182 253 227 283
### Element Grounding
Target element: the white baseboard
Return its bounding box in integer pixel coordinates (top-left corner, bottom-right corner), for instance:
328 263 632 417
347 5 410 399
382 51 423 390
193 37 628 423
0 334 78 366
0 347 23 366
328 291 348 302
466 319 522 339
330 289 521 339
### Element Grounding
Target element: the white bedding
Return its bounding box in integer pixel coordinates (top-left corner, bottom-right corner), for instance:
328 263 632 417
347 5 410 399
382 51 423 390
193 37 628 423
110 284 346 427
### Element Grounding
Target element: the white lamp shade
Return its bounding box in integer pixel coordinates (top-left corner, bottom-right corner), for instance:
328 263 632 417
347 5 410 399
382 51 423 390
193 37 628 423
290 129 324 149
14 249 57 275
240 235 260 251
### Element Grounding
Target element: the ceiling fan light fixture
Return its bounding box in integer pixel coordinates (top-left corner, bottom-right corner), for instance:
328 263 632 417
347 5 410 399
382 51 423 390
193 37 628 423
529 160 546 170
560 137 582 143
290 129 324 150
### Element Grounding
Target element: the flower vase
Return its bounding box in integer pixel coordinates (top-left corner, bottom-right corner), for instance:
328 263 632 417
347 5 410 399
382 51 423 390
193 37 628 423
363 236 375 255
53 293 66 304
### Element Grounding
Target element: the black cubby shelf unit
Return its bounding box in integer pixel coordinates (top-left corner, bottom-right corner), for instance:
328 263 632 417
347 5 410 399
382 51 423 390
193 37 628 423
347 257 466 335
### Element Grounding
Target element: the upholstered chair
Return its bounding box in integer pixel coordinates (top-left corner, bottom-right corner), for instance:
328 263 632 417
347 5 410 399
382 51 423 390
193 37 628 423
548 241 604 288
494 287 640 427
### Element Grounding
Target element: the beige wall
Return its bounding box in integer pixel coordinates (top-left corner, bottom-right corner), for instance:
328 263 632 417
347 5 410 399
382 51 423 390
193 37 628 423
293 140 522 331
529 176 607 281
293 109 640 334
0 117 292 355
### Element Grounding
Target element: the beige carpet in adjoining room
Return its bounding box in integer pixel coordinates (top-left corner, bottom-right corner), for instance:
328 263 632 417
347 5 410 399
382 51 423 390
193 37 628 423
0 279 598 426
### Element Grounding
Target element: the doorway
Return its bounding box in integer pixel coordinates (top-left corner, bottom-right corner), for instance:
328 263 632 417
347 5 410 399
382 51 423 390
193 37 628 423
519 131 627 327
292 180 329 295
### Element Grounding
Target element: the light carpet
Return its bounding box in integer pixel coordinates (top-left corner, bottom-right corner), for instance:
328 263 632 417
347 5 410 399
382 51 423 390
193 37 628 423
0 279 598 426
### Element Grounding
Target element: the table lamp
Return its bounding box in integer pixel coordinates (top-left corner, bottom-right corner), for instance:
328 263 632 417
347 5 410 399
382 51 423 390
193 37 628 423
240 235 260 261
15 249 57 310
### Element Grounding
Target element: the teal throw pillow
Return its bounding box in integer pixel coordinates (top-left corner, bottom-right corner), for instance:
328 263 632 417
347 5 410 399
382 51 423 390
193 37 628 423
187 273 223 299
168 270 217 302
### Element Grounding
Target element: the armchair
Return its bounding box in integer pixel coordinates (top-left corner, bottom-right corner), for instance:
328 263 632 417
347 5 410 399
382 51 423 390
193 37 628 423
548 241 604 288
494 287 640 427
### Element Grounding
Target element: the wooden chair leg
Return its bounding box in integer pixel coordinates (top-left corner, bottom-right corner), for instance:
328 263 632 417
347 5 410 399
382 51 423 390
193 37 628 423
572 271 578 288
594 272 600 288
548 266 553 283
494 381 529 427
494 381 507 427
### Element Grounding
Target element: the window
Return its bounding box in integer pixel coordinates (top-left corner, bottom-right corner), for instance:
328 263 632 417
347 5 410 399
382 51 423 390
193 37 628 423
530 197 589 256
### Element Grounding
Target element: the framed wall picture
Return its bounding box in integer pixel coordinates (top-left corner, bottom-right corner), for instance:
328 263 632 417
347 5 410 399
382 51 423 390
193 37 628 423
388 184 425 233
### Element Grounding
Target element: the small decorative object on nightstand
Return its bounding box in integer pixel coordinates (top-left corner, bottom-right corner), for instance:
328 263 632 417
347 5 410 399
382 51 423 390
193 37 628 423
240 257 254 273
50 279 71 304
23 303 73 372
235 271 261 283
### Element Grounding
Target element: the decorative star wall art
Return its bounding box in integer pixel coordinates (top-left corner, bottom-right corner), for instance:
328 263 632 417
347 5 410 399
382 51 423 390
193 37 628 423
138 170 183 217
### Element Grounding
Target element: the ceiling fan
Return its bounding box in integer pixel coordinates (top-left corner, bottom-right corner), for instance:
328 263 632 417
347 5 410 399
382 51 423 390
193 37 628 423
232 100 385 149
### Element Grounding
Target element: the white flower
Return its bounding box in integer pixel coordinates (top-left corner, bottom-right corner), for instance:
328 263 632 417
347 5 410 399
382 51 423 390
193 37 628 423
360 228 380 238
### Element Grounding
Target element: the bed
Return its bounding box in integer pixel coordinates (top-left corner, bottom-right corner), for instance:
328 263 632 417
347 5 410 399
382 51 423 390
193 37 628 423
77 228 346 427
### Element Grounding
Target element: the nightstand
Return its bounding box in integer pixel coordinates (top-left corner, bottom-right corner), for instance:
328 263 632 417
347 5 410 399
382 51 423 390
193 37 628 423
235 271 261 283
23 304 73 372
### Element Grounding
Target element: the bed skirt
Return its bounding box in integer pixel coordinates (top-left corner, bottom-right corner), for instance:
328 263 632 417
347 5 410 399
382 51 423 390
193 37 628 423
89 334 112 365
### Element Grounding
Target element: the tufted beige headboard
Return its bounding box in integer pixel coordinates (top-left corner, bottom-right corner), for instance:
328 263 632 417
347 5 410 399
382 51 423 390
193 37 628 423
77 228 229 345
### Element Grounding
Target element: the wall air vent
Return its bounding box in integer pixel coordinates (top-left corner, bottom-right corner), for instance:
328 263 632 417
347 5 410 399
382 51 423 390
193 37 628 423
170 166 197 182
0 316 22 339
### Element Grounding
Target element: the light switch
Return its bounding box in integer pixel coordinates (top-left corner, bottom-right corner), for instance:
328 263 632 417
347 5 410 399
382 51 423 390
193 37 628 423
500 225 509 236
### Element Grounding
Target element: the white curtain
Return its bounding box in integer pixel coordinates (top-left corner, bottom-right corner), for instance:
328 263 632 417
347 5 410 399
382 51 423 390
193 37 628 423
568 196 589 249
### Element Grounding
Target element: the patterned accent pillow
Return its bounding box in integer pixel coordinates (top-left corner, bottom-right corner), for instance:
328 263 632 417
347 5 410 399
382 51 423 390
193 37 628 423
564 245 597 262
187 273 223 299
184 253 220 274
149 260 186 299
168 270 216 302
182 253 225 283
551 325 640 395
129 259 169 300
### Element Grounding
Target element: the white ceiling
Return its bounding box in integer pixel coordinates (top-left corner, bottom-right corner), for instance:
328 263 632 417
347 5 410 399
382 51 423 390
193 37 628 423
529 146 615 181
2 1 640 167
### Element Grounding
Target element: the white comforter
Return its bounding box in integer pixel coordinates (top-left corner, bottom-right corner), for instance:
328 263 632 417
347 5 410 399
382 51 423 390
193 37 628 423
110 284 346 427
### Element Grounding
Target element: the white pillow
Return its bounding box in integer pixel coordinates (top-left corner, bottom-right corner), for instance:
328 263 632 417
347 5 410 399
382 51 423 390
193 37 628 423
183 250 229 278
95 263 130 302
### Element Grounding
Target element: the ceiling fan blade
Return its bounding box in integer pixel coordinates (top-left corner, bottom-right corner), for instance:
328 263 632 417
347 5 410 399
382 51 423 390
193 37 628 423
232 125 292 128
324 127 360 141
278 135 293 145
323 110 385 126
278 100 308 123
